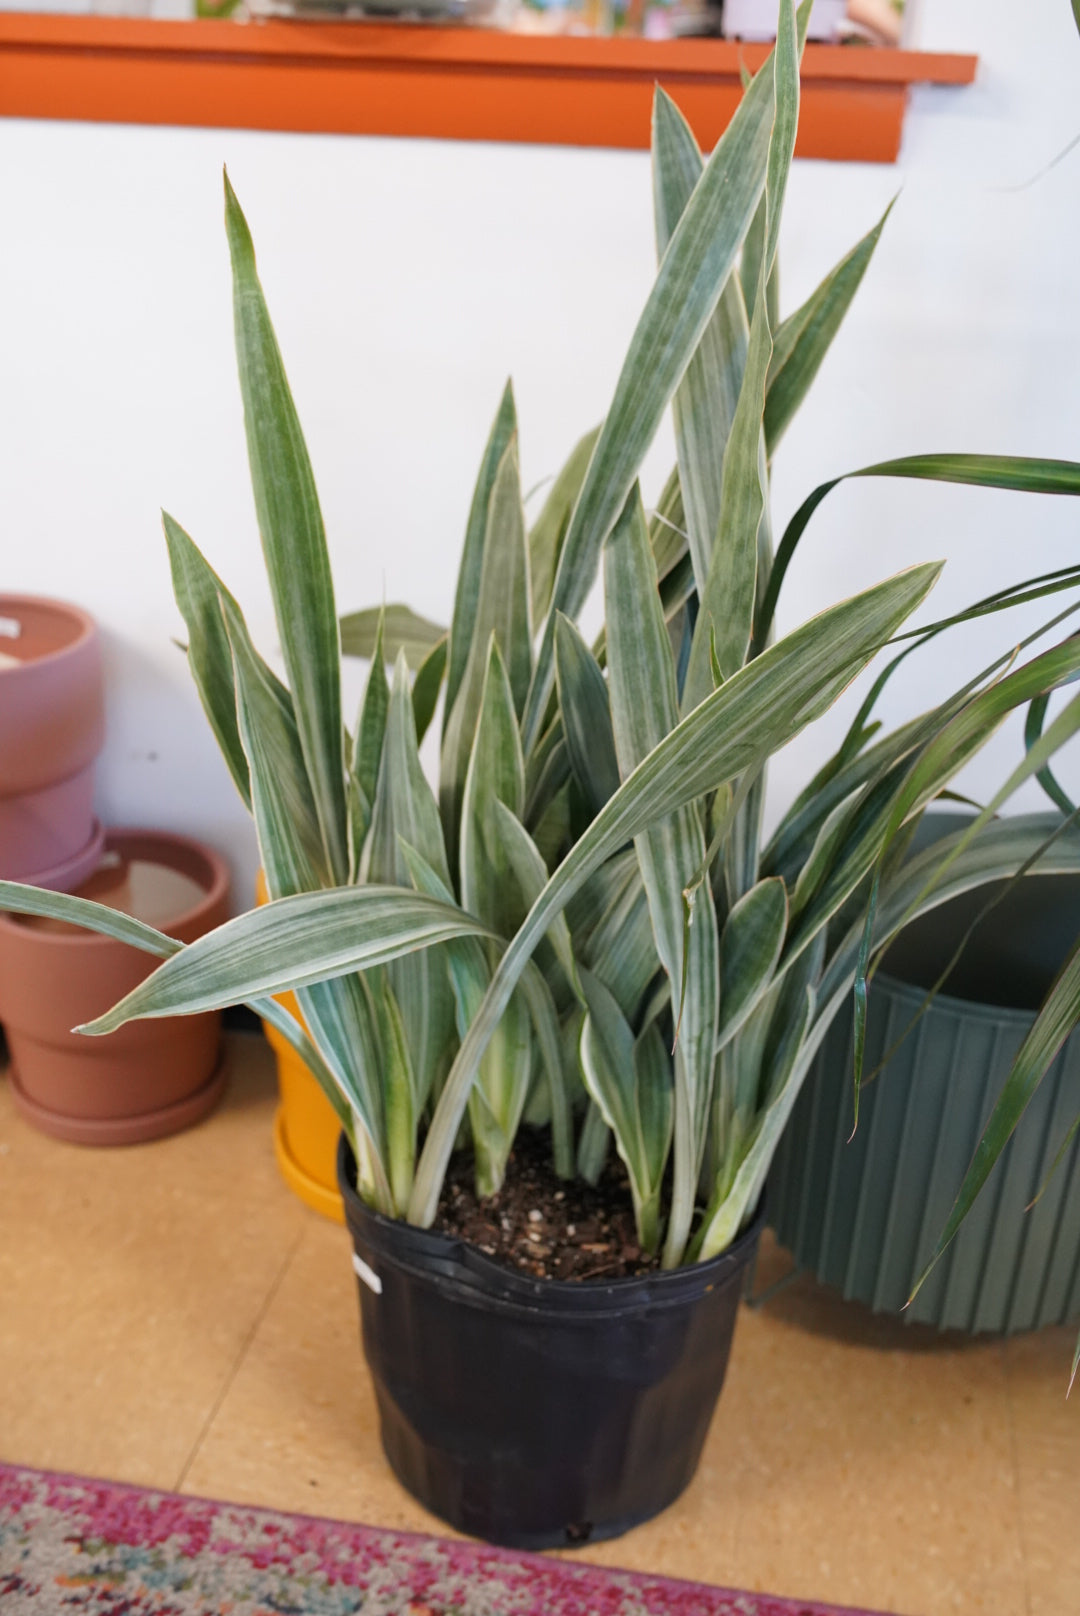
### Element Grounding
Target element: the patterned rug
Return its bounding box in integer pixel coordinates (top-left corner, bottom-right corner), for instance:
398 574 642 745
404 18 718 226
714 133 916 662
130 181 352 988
0 1464 889 1616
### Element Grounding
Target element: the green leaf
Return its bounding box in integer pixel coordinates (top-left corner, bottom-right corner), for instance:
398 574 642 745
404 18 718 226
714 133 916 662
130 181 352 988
367 652 452 891
910 929 1080 1304
699 815 1080 1261
716 877 788 1050
553 612 621 817
222 592 388 1187
901 683 1080 922
523 719 571 832
579 969 669 1252
765 200 894 456
603 485 719 1267
460 639 527 936
455 642 535 1195
1025 692 1078 818
789 790 860 919
440 435 531 864
221 594 328 896
339 604 446 669
224 173 348 884
852 638 1080 1050
491 798 580 999
635 1021 675 1199
400 838 551 1191
412 634 448 746
516 963 575 1179
652 89 749 598
468 989 533 1200
686 299 772 699
445 380 517 724
684 0 801 701
76 886 494 1033
759 454 1080 649
582 854 660 1024
163 513 251 809
520 33 784 752
577 1095 611 1184
365 651 456 1112
0 878 357 1143
411 560 940 1226
0 881 182 958
740 190 780 336
528 425 601 632
649 464 690 582
351 612 389 829
374 976 417 1216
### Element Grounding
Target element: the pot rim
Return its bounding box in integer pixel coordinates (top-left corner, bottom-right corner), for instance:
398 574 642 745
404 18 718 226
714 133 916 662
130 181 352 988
871 964 1061 1033
338 1134 763 1316
0 825 230 947
0 594 97 674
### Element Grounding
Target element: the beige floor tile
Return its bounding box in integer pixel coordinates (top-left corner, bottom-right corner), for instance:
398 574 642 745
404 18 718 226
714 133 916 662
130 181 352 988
570 1238 1027 1616
183 1214 1033 1616
0 1031 305 1488
1003 1325 1079 1616
181 1211 446 1536
4 1030 1077 1616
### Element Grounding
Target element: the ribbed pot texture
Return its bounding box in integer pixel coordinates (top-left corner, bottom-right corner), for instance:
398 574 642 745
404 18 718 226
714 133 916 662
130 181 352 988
0 595 105 888
770 831 1080 1334
339 1136 762 1550
0 828 230 1145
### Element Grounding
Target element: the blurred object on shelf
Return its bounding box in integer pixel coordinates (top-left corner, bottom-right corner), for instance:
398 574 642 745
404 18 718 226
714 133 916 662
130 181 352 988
721 0 842 39
721 0 901 44
247 0 716 32
0 0 911 34
845 0 901 45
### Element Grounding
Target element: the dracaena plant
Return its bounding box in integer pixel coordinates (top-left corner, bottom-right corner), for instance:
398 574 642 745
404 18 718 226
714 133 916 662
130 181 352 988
4 0 1080 1274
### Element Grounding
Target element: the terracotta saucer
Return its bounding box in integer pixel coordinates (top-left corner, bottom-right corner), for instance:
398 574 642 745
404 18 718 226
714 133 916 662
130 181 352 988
7 1052 228 1147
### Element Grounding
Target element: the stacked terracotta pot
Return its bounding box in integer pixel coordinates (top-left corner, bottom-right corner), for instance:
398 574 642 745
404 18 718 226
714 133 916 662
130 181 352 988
0 594 229 1145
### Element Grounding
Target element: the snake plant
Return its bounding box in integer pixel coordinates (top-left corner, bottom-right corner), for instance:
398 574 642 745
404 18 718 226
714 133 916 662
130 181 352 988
4 0 1080 1273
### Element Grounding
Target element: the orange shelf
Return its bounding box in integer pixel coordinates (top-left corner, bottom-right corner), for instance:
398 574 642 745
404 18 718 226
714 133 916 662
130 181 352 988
0 14 976 160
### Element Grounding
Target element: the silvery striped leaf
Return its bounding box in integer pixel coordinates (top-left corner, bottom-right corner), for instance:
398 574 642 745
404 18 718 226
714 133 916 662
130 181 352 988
441 437 531 864
528 425 601 633
366 651 456 1114
603 485 719 1268
520 32 783 752
163 513 251 809
411 560 939 1226
445 381 517 726
225 175 348 884
340 604 446 669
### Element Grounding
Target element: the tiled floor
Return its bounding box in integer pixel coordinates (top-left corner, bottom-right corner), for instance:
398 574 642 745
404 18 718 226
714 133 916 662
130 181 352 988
1 1031 1077 1616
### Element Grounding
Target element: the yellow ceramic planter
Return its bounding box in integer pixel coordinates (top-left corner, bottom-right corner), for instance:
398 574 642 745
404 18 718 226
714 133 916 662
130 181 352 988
255 872 344 1222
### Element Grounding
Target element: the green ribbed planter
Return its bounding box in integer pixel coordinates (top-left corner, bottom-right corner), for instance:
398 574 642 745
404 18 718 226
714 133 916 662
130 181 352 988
769 830 1080 1334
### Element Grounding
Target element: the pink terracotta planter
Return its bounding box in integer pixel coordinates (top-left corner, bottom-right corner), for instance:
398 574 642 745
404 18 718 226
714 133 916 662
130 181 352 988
0 594 105 889
0 827 230 1146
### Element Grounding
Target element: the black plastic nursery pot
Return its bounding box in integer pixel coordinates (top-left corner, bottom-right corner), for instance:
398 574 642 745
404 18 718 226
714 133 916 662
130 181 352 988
338 1136 763 1549
769 819 1080 1335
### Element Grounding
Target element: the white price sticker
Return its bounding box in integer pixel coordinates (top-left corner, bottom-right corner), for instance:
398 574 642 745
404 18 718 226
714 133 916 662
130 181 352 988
352 1253 383 1296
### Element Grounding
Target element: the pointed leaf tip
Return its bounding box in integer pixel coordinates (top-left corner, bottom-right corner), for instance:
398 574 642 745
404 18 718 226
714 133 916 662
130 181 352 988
223 171 255 273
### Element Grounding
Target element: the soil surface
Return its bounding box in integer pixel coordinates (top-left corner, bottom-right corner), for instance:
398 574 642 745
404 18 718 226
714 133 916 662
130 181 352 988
433 1128 661 1282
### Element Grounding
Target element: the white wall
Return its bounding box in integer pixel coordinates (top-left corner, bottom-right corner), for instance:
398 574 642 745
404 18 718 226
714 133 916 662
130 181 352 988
1 0 1078 906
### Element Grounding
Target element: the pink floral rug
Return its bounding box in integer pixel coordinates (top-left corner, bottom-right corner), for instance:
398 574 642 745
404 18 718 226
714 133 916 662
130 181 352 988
0 1463 889 1616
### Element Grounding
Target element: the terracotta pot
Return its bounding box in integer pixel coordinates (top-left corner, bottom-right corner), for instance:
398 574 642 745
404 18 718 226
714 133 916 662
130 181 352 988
0 595 106 889
255 869 344 1222
0 828 230 1145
